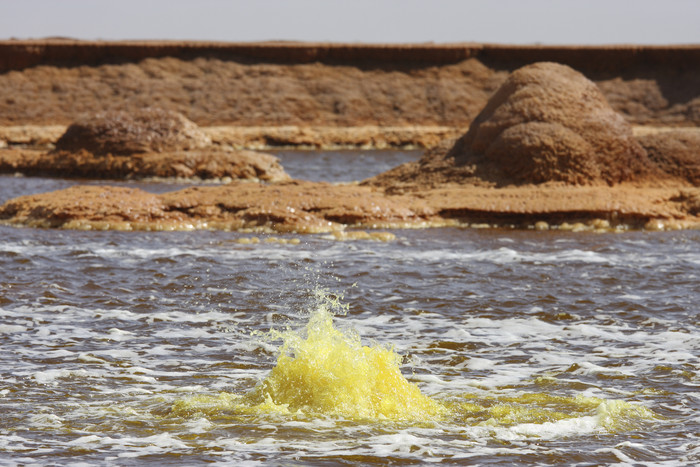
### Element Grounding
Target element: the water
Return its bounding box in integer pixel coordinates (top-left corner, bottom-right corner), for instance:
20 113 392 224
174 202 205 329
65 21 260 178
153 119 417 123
0 150 698 465
273 150 422 183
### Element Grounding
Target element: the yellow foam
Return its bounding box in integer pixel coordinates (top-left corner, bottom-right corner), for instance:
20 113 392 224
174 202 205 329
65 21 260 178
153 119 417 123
445 392 656 431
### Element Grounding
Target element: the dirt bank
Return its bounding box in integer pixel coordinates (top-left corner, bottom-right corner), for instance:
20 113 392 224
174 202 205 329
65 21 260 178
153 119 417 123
3 40 700 72
1 40 698 132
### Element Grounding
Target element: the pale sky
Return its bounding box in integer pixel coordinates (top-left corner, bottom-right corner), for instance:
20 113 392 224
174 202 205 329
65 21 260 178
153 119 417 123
1 0 698 45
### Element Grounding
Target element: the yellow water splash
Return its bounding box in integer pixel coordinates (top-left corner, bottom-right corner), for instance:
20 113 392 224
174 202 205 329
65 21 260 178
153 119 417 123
243 289 444 420
170 289 656 431
171 289 443 421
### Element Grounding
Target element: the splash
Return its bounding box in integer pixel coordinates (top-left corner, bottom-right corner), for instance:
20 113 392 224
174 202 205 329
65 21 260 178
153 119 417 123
170 288 656 432
170 288 444 421
244 288 445 420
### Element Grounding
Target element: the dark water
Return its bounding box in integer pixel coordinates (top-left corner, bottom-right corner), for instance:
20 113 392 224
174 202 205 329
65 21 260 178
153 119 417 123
0 151 698 465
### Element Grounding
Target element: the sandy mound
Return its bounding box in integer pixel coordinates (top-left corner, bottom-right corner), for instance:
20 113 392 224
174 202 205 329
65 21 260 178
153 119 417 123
0 108 290 181
452 61 656 184
55 108 211 155
365 62 663 191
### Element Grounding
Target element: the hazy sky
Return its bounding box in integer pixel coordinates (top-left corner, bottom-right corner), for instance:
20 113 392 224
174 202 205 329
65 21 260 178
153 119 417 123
1 0 698 45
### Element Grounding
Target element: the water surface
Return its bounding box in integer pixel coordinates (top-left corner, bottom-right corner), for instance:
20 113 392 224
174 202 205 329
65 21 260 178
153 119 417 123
0 151 698 465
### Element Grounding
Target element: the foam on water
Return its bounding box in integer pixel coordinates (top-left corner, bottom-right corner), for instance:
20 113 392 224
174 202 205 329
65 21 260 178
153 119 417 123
1 221 698 464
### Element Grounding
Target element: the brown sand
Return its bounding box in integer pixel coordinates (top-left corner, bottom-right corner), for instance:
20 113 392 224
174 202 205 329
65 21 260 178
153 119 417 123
0 41 699 233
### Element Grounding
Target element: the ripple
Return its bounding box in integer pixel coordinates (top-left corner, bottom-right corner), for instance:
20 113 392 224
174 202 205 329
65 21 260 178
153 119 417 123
0 213 698 465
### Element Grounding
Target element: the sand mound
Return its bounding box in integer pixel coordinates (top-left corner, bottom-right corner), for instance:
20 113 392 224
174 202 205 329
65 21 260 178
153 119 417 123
2 107 291 181
365 62 662 191
55 108 211 155
481 121 601 185
448 62 656 185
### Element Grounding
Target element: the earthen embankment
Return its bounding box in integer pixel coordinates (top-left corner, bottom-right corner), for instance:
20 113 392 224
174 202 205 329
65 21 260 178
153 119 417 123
2 40 700 72
0 40 699 130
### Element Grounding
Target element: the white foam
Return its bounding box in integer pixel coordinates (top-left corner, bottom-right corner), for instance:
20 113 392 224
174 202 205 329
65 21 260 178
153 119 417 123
28 413 65 428
185 417 214 434
571 361 637 378
33 368 98 385
464 357 495 370
366 432 437 457
67 434 103 446
593 447 637 464
389 246 614 266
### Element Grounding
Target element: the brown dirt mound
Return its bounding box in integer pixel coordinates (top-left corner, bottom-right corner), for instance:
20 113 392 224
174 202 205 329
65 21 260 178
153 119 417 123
449 62 657 185
55 108 211 155
1 107 290 181
365 62 663 191
482 121 600 184
637 130 700 185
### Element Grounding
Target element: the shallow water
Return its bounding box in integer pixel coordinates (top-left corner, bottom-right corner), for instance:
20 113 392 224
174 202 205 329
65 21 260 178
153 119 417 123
273 149 422 183
0 151 698 465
